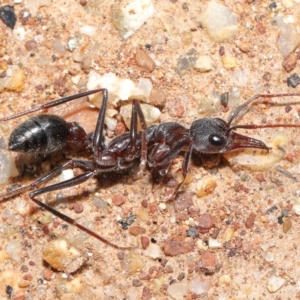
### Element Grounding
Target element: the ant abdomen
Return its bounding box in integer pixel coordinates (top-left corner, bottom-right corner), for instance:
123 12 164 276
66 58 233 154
9 115 70 153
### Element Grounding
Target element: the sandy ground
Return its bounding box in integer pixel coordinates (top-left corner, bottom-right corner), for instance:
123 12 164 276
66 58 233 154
0 0 300 299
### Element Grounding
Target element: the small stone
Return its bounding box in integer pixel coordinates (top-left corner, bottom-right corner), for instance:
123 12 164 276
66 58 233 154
0 5 17 29
121 252 145 274
42 239 86 273
0 65 26 92
245 213 256 228
141 236 150 249
199 1 238 42
73 203 84 214
189 277 212 295
135 49 156 72
194 55 214 72
24 40 37 51
219 274 231 285
174 192 194 212
175 48 199 77
22 274 33 281
221 55 237 69
283 53 297 72
112 194 126 206
111 0 154 39
238 42 252 53
132 279 143 287
167 283 188 300
199 251 217 274
208 238 222 248
267 275 285 293
222 227 234 242
143 243 163 259
196 177 217 197
196 214 216 234
43 269 53 281
282 218 292 233
287 73 300 88
163 236 194 256
18 280 31 288
129 225 146 236
149 89 167 107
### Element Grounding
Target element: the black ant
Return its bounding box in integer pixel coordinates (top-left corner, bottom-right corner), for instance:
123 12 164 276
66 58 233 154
0 89 300 250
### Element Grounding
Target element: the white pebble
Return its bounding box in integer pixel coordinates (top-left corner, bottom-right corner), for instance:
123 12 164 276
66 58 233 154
208 237 222 248
267 276 285 293
189 277 212 295
194 55 214 72
80 25 96 36
0 152 18 184
143 243 162 259
5 240 22 263
199 1 238 42
111 0 154 39
59 169 74 182
167 283 188 299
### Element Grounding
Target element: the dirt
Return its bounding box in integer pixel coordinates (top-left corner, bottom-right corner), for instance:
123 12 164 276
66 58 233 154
0 0 300 299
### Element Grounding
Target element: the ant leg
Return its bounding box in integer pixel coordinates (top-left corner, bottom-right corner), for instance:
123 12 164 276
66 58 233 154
29 172 135 250
135 100 148 176
0 160 97 201
0 89 106 121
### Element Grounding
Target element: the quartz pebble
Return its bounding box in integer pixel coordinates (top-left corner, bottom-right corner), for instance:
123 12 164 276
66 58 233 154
0 65 26 92
199 1 238 42
87 72 150 106
175 48 199 77
167 283 188 300
143 243 162 259
275 16 300 57
0 152 18 184
42 239 86 273
194 55 214 72
267 276 285 293
196 176 216 197
189 277 212 295
111 0 154 39
0 5 17 29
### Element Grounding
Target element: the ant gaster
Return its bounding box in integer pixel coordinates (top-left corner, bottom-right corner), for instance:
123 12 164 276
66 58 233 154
1 89 300 249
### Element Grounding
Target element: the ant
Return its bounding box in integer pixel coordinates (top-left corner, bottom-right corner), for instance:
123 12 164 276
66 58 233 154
0 89 300 250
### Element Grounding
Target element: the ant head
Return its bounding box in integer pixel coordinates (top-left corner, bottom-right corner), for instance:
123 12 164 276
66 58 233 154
190 118 269 153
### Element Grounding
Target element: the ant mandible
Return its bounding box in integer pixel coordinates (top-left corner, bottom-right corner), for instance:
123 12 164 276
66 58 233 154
0 88 300 249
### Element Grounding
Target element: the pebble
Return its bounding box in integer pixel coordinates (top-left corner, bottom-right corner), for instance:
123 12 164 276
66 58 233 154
221 55 238 69
129 225 146 236
5 240 22 263
167 283 188 300
219 274 231 285
275 16 300 57
293 200 300 215
196 176 216 198
194 55 214 72
111 0 154 39
267 275 285 293
0 152 18 184
120 252 145 274
282 52 297 72
24 40 37 51
245 213 256 228
143 243 162 259
208 237 222 248
199 1 238 42
287 73 300 88
0 5 17 29
163 236 194 256
196 214 216 234
282 218 292 233
59 169 74 182
189 277 212 295
0 65 26 92
141 236 150 249
42 239 86 273
73 203 84 214
149 89 167 107
112 194 126 206
174 192 194 212
238 42 252 53
135 49 156 72
175 48 199 77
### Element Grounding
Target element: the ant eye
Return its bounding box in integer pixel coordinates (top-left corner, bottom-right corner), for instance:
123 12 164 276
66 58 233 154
208 134 226 147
